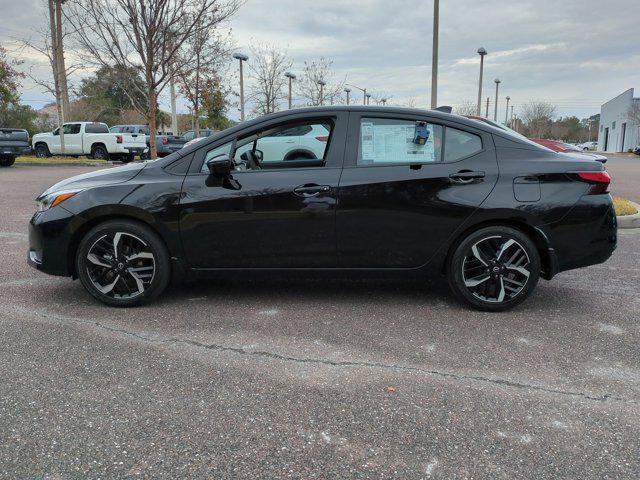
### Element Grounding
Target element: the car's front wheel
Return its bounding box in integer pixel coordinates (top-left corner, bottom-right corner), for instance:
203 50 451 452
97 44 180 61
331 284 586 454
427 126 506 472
76 220 171 307
448 226 540 312
0 156 15 167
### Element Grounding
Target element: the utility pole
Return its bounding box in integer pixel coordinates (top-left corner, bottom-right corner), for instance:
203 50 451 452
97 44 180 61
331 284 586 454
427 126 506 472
233 53 249 122
285 72 296 109
48 0 65 154
430 0 439 109
344 88 351 105
55 0 70 118
505 96 510 124
476 47 487 116
485 97 490 118
493 78 501 121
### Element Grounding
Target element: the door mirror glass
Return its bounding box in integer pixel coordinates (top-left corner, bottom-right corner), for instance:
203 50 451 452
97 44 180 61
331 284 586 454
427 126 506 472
206 154 232 177
53 128 59 136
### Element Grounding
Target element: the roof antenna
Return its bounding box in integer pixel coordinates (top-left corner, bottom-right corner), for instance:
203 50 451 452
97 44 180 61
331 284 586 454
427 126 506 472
434 106 452 113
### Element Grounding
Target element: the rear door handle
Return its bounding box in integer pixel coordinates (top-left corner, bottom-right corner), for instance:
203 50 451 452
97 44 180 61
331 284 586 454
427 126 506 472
294 184 331 197
449 171 485 182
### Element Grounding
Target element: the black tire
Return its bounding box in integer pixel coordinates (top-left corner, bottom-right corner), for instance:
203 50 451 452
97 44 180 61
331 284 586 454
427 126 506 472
284 150 316 161
35 144 50 158
448 226 540 312
120 153 135 164
91 145 109 161
0 156 16 167
76 220 171 307
141 151 151 160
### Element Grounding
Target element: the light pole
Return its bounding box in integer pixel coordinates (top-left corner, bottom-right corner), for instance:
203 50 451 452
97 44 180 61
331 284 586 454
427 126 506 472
510 105 514 127
493 78 501 121
233 52 249 122
365 93 372 105
505 96 510 125
318 80 326 106
476 47 487 115
381 98 387 106
346 84 368 105
284 72 296 110
344 88 351 105
431 0 439 109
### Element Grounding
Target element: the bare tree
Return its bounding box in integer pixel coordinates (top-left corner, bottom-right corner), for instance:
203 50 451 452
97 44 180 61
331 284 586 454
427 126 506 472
176 22 233 136
520 100 556 138
454 100 478 116
628 102 640 125
247 43 292 116
65 0 243 157
297 58 345 106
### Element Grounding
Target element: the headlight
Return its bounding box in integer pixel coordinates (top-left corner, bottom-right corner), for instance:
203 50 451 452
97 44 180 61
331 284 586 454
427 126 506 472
37 190 82 211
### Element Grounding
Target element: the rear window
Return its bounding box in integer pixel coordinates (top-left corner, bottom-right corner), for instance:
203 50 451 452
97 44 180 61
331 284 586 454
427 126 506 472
86 123 110 134
444 128 483 161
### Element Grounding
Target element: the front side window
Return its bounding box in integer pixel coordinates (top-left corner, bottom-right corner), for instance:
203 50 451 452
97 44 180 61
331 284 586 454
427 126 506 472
358 118 442 165
444 128 483 162
63 123 81 135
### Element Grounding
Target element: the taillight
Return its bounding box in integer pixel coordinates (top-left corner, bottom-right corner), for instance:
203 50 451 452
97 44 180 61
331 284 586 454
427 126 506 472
162 137 169 145
315 136 329 142
116 135 123 144
575 171 610 194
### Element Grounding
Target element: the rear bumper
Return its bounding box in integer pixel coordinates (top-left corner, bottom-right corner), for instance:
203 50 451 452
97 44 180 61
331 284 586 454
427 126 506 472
1 144 31 156
546 195 617 274
27 206 76 277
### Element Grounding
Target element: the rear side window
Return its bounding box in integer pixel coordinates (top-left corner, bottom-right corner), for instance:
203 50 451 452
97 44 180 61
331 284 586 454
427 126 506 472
358 118 442 165
444 128 482 161
85 123 109 134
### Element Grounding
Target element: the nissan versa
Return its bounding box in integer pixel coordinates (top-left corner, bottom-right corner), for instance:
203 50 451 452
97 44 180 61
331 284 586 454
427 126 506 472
28 107 617 311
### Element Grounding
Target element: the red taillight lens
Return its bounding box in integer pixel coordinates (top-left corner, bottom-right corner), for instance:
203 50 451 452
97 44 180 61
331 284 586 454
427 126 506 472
315 136 329 142
116 135 123 144
162 137 169 145
575 171 610 194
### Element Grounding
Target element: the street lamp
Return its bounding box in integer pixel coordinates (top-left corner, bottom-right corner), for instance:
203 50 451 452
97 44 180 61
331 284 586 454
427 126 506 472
285 72 296 110
365 93 372 105
431 0 440 109
381 98 387 106
476 47 487 115
344 88 352 105
346 84 368 105
318 79 326 106
505 96 511 125
233 52 249 122
493 78 501 121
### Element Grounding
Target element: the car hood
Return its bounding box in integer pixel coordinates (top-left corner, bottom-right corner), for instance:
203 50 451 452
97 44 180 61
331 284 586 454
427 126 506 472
559 151 608 163
38 162 147 199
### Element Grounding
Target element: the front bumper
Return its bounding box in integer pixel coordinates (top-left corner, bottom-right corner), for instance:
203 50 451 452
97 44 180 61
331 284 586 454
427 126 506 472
28 206 76 277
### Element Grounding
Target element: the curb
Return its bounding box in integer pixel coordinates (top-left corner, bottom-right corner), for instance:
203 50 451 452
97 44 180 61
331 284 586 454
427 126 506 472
617 201 640 229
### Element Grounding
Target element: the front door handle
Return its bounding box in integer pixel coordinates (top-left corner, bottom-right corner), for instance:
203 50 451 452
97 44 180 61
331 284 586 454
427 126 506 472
449 171 485 182
293 184 331 197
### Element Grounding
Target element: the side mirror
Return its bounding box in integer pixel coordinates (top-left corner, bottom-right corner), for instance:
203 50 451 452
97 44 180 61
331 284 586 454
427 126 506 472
206 154 232 177
255 149 264 161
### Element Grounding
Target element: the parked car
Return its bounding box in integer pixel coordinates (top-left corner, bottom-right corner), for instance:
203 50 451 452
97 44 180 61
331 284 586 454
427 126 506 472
578 141 598 151
0 128 31 167
28 106 617 311
182 129 217 149
530 138 608 163
110 125 187 158
32 122 148 163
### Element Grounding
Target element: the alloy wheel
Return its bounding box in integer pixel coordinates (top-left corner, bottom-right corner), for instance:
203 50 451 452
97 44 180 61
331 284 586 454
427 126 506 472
461 235 531 304
85 232 155 299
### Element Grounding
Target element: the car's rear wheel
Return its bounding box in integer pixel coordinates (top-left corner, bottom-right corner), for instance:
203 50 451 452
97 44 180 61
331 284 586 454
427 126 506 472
76 220 171 307
448 226 540 312
91 145 109 161
0 156 15 167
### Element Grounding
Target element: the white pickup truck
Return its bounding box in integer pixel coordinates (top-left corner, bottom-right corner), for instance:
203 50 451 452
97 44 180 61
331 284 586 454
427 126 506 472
32 122 148 163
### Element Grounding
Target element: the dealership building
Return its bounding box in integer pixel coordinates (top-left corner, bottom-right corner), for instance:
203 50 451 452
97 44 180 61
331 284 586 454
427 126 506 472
598 88 639 152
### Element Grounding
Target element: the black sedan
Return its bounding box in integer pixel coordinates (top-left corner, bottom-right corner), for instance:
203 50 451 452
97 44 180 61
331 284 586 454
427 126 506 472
28 106 617 311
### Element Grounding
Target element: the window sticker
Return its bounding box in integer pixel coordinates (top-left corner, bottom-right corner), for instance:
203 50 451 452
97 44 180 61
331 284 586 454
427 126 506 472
361 121 436 164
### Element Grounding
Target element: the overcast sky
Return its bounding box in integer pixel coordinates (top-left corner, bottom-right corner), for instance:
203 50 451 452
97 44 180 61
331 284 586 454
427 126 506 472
2 0 639 120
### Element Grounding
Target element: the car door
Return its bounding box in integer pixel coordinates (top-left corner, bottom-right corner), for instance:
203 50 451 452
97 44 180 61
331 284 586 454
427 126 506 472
179 113 348 269
63 123 83 154
336 112 499 268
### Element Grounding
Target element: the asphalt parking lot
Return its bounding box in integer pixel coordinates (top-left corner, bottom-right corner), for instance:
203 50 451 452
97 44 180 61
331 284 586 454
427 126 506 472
1 159 639 479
